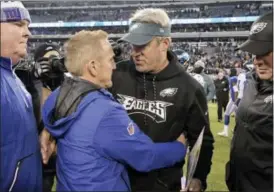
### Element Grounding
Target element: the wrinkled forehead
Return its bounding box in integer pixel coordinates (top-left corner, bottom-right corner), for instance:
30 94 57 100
5 19 29 25
1 19 30 29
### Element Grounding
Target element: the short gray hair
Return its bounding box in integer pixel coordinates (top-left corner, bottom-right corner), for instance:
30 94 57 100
130 8 171 28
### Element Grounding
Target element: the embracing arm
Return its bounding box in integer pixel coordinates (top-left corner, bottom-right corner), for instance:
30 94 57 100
93 104 187 172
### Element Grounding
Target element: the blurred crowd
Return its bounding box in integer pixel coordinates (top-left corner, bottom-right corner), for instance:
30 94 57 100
24 1 158 7
26 2 272 22
30 22 252 35
26 40 251 74
23 1 264 74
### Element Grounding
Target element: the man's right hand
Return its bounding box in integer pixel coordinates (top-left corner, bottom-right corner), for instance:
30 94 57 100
40 129 56 164
33 57 52 80
177 134 187 146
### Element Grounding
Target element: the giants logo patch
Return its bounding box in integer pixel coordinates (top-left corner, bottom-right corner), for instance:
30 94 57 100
117 94 173 123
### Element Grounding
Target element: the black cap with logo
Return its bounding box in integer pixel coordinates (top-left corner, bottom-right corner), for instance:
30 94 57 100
237 12 273 56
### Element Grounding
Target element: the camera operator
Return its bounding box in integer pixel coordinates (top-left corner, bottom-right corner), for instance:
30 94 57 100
33 43 66 91
32 43 65 192
14 59 42 128
33 40 123 81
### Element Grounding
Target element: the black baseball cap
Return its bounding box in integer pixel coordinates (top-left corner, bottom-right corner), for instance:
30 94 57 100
236 12 273 56
34 43 60 62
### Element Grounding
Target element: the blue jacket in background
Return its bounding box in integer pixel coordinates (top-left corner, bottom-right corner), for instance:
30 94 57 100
0 57 42 192
229 76 238 102
42 86 187 191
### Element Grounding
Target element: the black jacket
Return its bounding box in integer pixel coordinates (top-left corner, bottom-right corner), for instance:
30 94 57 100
226 72 273 192
15 69 44 131
214 77 229 99
111 51 214 191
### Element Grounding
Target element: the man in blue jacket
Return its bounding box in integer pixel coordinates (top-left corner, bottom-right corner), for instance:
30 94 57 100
42 30 187 191
0 1 42 191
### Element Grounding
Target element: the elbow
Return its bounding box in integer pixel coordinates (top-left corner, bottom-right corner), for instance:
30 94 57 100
126 148 157 172
132 159 154 172
135 165 152 172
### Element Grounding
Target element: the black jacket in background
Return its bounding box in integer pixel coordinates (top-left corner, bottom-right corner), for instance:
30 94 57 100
214 76 229 100
226 72 273 192
111 51 214 191
15 68 57 183
15 69 42 130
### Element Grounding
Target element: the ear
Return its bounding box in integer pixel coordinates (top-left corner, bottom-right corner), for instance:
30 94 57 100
86 60 99 77
161 37 171 52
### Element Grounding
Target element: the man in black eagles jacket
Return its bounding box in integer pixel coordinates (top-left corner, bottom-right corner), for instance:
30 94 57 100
111 8 214 192
226 12 273 192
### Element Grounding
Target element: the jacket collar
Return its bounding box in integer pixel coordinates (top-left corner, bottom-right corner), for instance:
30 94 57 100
0 57 13 71
250 71 273 93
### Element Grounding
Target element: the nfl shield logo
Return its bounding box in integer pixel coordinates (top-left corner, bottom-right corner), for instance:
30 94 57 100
127 122 135 136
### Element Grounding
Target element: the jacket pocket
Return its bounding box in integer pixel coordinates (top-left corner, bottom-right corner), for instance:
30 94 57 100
225 162 235 192
8 161 21 192
8 152 35 192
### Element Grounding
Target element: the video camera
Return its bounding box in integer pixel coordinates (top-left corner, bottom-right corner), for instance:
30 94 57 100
110 40 124 63
15 40 124 90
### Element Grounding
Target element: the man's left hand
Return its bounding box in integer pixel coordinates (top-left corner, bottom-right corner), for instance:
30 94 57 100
40 129 56 164
188 178 202 192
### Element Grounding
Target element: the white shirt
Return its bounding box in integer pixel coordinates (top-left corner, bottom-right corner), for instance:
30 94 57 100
237 73 247 99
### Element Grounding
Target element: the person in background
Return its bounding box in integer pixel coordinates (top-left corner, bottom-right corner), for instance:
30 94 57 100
14 59 42 129
226 12 273 192
234 60 243 76
193 60 216 102
33 43 64 91
33 43 63 192
177 51 191 72
217 68 238 137
0 1 42 191
214 69 230 122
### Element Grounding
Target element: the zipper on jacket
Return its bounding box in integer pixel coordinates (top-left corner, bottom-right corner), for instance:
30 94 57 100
120 169 131 191
12 70 30 108
8 161 21 192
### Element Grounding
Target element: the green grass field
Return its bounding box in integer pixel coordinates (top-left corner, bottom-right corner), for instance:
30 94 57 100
206 103 234 191
52 103 234 191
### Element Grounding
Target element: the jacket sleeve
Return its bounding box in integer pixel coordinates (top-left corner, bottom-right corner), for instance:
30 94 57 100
185 86 214 190
225 78 230 90
206 76 216 101
93 104 187 172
